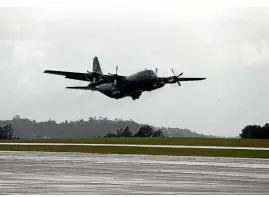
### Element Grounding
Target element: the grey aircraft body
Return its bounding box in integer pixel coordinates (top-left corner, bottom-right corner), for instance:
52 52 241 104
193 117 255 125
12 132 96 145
44 57 206 100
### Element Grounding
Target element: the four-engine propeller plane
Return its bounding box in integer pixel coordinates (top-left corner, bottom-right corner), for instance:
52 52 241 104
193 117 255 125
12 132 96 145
44 57 206 100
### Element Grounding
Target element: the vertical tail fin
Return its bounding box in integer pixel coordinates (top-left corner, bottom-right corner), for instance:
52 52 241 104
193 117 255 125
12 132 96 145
93 57 103 74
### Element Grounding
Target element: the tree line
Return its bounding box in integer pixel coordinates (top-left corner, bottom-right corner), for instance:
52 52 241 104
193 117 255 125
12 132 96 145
240 123 269 139
0 123 163 140
0 124 19 140
2 116 267 139
0 116 204 139
104 125 164 138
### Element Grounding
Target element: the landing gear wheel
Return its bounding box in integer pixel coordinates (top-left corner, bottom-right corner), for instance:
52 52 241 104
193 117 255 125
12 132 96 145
131 92 142 100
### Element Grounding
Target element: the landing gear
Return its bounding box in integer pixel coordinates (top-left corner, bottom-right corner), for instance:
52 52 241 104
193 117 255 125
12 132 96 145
132 96 138 100
131 92 142 100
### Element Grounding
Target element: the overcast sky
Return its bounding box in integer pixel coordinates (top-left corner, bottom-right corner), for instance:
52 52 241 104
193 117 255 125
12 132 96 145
1 1 269 137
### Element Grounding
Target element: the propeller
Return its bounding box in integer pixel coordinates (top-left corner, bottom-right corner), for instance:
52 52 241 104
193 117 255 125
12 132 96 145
108 66 120 85
171 69 183 86
86 70 101 83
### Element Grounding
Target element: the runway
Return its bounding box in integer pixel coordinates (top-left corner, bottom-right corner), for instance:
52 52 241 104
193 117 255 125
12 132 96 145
1 142 269 150
0 151 269 194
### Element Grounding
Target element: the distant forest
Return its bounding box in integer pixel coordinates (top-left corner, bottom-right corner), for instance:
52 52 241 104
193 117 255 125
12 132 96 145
0 115 209 139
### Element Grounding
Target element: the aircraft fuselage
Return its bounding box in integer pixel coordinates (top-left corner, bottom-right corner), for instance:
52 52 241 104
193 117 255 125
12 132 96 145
44 56 206 100
94 69 163 100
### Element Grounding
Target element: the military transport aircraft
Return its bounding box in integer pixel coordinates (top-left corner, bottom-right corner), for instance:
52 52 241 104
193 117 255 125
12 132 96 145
44 57 206 100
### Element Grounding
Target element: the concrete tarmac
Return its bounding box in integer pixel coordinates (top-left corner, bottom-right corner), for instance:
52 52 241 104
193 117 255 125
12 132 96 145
0 151 269 194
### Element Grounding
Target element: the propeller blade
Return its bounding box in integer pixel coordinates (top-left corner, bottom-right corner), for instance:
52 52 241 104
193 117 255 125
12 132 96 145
171 69 176 76
170 69 183 86
116 66 118 75
178 72 183 77
156 68 158 75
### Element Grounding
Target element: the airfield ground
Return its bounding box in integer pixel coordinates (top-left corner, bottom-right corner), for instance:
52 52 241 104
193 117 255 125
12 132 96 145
1 137 269 147
0 137 269 158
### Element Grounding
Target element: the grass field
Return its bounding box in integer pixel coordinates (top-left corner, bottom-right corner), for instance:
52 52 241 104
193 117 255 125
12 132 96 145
0 137 269 158
1 137 269 147
0 144 268 158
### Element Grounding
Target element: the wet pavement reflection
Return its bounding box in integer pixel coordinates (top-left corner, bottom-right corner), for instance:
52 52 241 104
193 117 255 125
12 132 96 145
0 151 269 194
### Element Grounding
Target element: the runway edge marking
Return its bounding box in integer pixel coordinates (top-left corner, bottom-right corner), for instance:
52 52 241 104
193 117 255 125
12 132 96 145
0 143 269 151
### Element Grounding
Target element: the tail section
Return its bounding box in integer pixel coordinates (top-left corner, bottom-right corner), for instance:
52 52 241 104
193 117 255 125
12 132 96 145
93 57 103 74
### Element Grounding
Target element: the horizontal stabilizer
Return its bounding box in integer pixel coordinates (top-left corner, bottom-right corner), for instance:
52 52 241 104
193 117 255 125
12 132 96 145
66 86 97 91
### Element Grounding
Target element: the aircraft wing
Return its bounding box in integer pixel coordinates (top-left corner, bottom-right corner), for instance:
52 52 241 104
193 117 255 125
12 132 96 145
178 77 206 81
44 70 126 83
158 77 206 83
44 70 99 82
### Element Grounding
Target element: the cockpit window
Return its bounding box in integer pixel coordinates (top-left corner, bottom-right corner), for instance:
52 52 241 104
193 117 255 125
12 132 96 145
146 70 156 76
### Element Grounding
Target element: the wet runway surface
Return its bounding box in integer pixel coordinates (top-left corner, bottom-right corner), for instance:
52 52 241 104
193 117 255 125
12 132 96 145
0 151 269 194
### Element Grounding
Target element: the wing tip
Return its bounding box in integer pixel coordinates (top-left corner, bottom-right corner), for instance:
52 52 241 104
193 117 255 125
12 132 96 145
66 87 78 89
65 86 89 89
43 70 52 74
